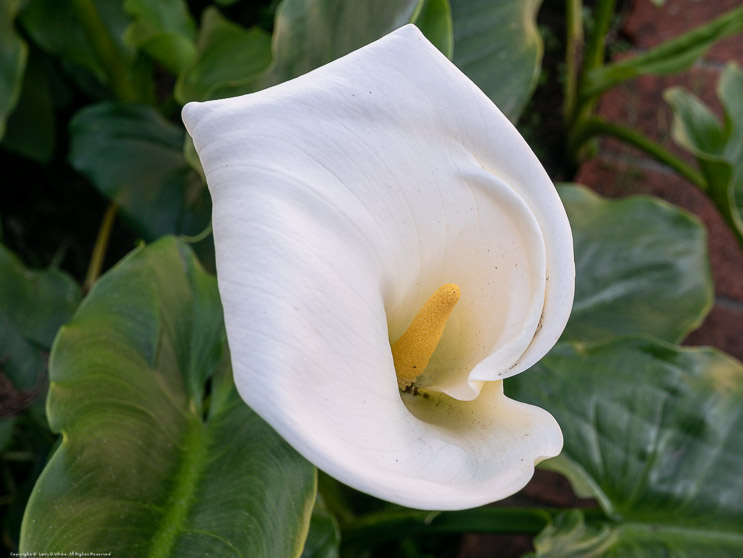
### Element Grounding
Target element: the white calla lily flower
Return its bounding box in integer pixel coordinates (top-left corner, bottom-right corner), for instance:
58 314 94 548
183 24 574 510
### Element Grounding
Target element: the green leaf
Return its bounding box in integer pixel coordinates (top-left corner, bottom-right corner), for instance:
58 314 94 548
0 243 80 423
0 49 55 162
533 510 614 558
174 7 272 104
583 4 743 99
534 508 743 558
0 240 76 548
0 0 27 139
559 184 712 343
19 0 152 102
0 247 79 352
412 0 453 59
509 338 743 556
19 0 105 82
301 498 341 558
179 0 454 103
449 0 543 121
123 0 196 75
0 244 80 370
665 63 743 249
69 102 210 240
242 0 420 94
21 237 316 556
666 90 726 154
719 63 743 167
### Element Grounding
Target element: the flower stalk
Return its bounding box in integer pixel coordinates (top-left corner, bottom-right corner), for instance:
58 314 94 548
83 203 117 293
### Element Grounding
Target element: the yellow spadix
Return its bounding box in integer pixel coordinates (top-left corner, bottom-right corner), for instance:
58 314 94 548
392 283 461 390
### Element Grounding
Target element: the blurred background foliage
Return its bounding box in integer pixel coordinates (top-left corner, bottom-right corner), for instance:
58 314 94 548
1 0 743 556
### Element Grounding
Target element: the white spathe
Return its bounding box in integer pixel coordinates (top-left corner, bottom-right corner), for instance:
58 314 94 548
183 24 575 510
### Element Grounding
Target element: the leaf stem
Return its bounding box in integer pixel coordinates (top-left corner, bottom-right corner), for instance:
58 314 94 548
340 507 554 550
70 0 139 103
179 221 213 244
571 117 706 188
564 0 584 123
566 0 616 165
581 3 743 99
582 0 616 72
84 203 118 292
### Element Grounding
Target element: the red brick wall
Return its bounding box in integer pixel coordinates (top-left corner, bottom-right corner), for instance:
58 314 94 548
575 0 743 361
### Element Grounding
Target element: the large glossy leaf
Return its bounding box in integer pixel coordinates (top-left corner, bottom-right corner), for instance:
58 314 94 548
21 237 316 556
177 0 456 103
69 102 210 240
559 184 712 343
665 63 743 249
84 0 538 121
0 0 27 139
583 4 743 98
237 0 421 94
123 0 196 75
509 338 743 556
449 0 543 121
174 7 272 104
